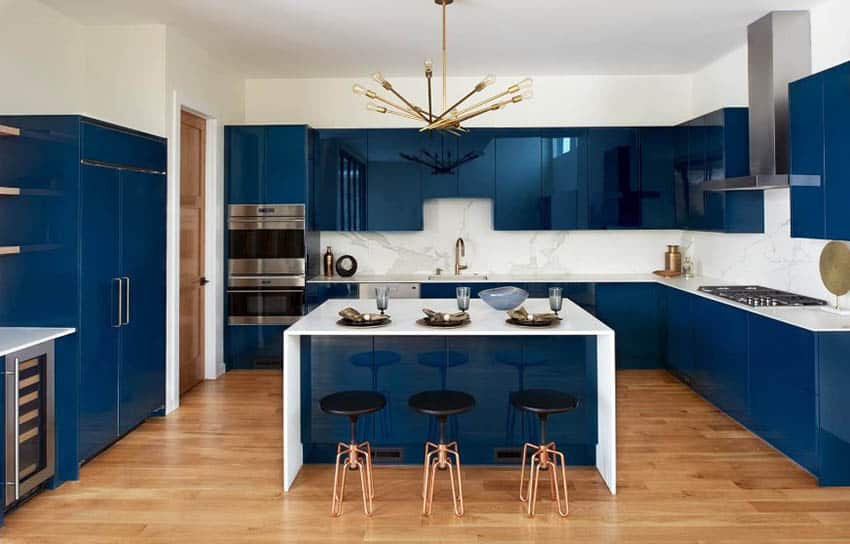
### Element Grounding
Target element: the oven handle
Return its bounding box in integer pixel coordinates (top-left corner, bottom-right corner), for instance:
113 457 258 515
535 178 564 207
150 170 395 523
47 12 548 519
13 357 19 501
227 219 305 230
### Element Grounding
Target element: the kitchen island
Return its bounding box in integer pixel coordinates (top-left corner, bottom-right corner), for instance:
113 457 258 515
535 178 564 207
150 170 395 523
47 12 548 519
282 298 616 494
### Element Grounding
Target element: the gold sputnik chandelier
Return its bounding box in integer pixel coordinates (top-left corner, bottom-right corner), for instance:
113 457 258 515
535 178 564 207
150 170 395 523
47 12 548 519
352 0 533 135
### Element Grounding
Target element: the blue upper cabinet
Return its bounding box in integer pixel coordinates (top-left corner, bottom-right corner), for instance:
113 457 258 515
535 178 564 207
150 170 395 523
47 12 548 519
542 128 588 229
790 72 826 239
265 125 309 204
678 108 761 233
421 132 459 199
366 129 423 231
638 127 677 229
494 132 544 230
226 125 309 205
81 120 167 172
587 128 640 229
458 129 497 198
312 129 368 231
672 125 691 229
789 63 850 242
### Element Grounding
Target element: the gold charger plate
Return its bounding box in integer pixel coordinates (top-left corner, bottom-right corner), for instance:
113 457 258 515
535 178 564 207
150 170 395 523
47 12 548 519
505 317 558 328
416 317 470 328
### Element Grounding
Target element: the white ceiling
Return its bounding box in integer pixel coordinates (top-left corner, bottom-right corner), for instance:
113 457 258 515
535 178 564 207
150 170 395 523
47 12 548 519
41 0 825 78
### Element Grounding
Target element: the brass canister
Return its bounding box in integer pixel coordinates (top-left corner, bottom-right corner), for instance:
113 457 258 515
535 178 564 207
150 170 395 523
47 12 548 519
665 245 682 273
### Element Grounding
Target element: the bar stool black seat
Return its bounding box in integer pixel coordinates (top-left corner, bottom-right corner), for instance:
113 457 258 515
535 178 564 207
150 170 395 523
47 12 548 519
408 390 475 517
319 390 386 517
511 388 579 518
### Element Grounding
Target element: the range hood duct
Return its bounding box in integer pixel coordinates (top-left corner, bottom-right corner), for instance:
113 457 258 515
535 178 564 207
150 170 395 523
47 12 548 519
704 11 811 192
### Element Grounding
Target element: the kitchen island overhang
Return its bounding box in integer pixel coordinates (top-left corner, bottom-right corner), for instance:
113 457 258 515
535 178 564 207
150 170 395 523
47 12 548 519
282 298 616 494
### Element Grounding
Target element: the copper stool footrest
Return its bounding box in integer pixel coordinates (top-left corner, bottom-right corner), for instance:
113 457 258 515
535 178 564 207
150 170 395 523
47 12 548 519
331 441 375 517
422 441 464 517
519 441 569 518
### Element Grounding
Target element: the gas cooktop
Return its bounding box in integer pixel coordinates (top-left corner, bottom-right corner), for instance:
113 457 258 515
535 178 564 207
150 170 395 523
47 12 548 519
698 285 828 308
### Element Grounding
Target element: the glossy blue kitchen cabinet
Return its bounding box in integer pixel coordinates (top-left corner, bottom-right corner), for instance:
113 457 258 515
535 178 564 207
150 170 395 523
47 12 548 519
587 128 641 229
311 129 368 230
305 282 359 312
818 332 850 485
749 315 818 474
303 335 597 466
672 125 691 229
419 282 523 299
118 170 167 434
595 283 663 369
690 295 749 423
227 325 286 369
458 129 497 198
81 121 167 172
663 287 694 382
822 63 850 241
421 132 459 198
227 125 309 205
542 128 589 229
366 129 423 231
638 128 677 229
524 282 596 314
265 125 310 204
494 132 544 230
78 164 122 461
789 71 826 239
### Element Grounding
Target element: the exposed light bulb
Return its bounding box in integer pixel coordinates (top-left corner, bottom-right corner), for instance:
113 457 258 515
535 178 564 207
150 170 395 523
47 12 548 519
517 77 533 90
366 103 387 114
425 59 434 73
372 72 386 84
480 74 496 88
521 90 534 101
352 84 367 96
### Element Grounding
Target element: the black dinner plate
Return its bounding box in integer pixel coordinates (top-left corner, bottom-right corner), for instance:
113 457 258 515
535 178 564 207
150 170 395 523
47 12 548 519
416 317 470 328
337 317 392 328
505 317 558 328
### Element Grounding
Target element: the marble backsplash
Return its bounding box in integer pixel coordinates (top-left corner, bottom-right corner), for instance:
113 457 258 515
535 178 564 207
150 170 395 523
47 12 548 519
320 194 848 308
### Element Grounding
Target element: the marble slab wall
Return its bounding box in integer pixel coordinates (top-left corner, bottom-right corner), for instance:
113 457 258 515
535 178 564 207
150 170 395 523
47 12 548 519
320 194 848 308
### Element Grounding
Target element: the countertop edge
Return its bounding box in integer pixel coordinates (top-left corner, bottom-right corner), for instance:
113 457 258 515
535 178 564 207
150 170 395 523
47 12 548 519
0 327 77 358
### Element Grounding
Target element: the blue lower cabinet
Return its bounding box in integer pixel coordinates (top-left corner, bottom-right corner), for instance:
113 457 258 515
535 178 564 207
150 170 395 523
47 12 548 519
305 282 359 312
226 325 286 369
690 296 749 422
817 332 850 485
420 282 524 299
595 283 663 369
302 335 597 466
749 315 817 473
664 287 694 382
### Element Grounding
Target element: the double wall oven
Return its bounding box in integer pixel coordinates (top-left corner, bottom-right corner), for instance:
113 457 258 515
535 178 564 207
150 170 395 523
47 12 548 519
227 204 306 325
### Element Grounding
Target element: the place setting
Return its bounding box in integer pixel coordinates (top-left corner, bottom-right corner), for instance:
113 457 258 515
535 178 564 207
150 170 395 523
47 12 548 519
417 287 472 328
336 287 392 327
505 287 564 327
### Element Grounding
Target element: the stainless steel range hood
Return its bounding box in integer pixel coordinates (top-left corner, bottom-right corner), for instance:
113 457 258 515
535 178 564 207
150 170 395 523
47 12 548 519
703 11 811 192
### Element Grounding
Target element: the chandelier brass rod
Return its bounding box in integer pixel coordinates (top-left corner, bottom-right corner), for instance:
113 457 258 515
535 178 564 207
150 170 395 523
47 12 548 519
429 95 518 130
386 86 431 122
372 93 422 119
433 86 478 123
427 74 434 122
442 0 447 111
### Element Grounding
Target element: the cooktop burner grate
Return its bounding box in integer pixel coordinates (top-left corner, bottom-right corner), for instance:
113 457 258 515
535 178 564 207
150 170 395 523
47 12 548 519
698 285 828 308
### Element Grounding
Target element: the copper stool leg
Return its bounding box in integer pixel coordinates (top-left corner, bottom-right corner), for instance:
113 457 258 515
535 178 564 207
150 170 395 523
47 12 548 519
521 416 570 518
422 417 465 517
330 418 375 517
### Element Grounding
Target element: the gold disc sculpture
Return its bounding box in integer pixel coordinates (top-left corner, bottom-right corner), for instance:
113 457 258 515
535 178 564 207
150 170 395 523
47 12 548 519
819 241 850 310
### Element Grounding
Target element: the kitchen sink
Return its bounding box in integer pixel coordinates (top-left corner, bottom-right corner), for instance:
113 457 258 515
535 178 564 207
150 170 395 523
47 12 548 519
426 274 488 281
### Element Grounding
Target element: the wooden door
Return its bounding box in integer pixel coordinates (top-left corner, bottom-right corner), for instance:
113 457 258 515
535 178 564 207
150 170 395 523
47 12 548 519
179 111 206 395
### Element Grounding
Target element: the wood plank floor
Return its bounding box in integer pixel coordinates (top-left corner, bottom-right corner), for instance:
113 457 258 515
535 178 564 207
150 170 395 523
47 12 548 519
4 369 850 543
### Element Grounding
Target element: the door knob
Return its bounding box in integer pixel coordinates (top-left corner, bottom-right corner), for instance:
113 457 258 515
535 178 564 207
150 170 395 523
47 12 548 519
200 277 210 286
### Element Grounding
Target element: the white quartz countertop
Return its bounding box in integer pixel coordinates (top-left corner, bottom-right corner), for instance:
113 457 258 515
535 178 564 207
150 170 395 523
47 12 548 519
286 298 613 337
0 327 76 357
307 273 850 333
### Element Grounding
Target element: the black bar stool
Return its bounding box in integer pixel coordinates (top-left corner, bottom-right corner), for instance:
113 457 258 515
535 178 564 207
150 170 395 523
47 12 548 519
320 390 386 517
511 389 579 518
408 390 475 517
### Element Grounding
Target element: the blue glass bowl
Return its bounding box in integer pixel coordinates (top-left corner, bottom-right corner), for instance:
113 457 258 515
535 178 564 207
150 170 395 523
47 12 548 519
479 286 529 311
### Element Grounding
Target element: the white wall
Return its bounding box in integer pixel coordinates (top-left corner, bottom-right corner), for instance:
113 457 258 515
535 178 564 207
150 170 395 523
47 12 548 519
245 75 693 127
686 0 850 306
0 0 84 114
164 27 245 411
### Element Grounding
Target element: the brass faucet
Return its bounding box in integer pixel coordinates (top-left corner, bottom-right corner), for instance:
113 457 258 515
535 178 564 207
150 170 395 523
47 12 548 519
454 238 468 276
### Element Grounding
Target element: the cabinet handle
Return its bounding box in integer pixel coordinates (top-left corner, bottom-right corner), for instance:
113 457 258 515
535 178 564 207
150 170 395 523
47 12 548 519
122 277 131 326
113 278 123 328
13 357 20 501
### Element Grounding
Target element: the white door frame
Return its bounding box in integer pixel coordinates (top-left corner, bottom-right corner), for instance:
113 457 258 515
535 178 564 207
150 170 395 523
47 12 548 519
165 90 225 415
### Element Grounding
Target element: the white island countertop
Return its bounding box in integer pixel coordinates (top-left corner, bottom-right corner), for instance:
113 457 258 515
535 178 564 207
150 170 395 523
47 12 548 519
286 298 613 337
0 327 76 357
283 298 616 496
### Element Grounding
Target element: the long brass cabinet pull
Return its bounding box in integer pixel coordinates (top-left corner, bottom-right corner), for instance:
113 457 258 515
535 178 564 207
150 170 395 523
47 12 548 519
122 277 131 325
113 278 123 328
13 357 19 501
